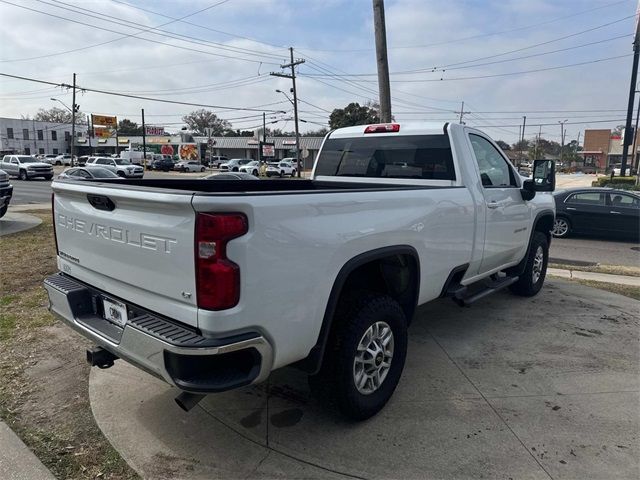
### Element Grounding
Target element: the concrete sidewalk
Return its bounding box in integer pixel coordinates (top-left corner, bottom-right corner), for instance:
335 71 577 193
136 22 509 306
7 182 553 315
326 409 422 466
0 421 55 480
89 279 639 480
548 267 640 286
0 212 42 236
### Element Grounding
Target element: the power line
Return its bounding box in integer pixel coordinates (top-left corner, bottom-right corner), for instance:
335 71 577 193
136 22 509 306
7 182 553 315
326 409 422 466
42 0 286 61
0 0 281 66
0 72 287 112
304 54 630 83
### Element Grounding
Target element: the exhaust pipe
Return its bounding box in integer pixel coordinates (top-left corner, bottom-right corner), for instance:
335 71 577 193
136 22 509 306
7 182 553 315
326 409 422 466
175 392 206 412
86 346 118 369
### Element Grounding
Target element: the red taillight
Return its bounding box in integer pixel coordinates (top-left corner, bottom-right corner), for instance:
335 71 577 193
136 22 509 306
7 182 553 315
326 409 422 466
364 123 400 134
195 213 248 310
51 193 59 254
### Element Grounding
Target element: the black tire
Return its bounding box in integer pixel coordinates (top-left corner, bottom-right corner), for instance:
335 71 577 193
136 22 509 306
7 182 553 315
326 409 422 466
55 161 61 166
201 167 205 172
0 205 7 219
291 169 297 177
44 175 53 180
233 167 238 172
308 291 408 420
117 171 126 178
252 170 258 176
551 216 571 238
19 170 28 181
509 231 549 297
279 171 284 178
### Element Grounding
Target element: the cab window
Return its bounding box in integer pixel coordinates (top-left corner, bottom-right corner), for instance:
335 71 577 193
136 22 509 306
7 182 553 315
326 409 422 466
469 134 517 188
566 192 605 205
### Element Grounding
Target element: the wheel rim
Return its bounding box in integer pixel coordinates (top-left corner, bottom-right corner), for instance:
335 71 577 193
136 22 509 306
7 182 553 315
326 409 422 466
353 321 394 395
552 219 568 237
532 245 544 284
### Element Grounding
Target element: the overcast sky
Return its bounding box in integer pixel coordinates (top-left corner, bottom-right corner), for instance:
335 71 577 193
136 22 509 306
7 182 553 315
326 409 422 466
0 0 637 143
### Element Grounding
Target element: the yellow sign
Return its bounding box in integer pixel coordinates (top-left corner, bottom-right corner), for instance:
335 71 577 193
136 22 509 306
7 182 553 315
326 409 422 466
94 127 114 138
92 114 117 127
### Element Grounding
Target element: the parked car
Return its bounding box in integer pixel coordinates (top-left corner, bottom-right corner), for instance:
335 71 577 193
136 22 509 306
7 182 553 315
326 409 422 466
53 154 74 166
58 167 119 180
266 160 296 177
151 158 175 171
45 122 556 421
85 157 144 178
175 161 206 172
0 155 54 180
39 154 59 165
203 172 258 180
238 161 260 176
552 188 640 239
610 164 634 176
219 158 252 172
0 169 13 218
208 156 229 168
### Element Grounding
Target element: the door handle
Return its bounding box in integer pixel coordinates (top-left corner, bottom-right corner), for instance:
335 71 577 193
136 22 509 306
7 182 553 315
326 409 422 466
610 211 622 214
487 201 500 209
566 207 577 210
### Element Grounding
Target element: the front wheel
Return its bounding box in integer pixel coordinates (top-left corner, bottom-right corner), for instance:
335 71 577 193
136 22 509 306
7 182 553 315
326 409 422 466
252 170 258 176
19 170 28 181
0 205 7 218
509 232 549 297
201 167 205 172
44 175 53 180
551 217 571 238
308 292 408 420
117 171 126 178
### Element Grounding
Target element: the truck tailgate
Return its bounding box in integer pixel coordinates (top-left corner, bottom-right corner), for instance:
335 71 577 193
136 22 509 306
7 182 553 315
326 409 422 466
52 181 198 327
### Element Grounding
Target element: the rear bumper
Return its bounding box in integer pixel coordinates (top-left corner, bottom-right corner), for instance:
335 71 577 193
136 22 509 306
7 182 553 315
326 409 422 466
43 273 273 393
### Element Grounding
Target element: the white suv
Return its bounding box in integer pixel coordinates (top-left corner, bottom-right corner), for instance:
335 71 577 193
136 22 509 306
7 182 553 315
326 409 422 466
86 157 144 178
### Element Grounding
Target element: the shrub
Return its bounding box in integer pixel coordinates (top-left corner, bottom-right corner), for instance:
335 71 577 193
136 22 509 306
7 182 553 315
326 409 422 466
591 176 638 190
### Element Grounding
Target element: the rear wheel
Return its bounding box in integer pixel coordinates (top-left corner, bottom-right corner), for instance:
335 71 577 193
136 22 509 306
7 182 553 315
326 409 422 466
55 161 61 166
308 291 407 420
279 171 284 178
19 170 28 181
201 167 205 172
252 170 258 176
0 205 7 218
551 217 571 238
509 232 549 297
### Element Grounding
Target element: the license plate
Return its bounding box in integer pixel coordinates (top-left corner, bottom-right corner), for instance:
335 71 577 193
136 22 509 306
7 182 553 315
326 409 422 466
102 297 128 327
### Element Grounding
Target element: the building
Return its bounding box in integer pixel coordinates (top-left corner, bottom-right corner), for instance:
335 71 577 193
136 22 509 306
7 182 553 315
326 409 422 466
582 128 640 172
0 117 87 156
74 134 325 169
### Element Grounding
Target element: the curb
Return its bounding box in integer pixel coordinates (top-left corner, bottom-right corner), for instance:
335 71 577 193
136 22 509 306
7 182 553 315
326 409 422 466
548 268 640 287
0 421 55 480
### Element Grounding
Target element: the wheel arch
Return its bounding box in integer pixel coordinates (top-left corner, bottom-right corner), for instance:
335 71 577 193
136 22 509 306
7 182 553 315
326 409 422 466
506 209 554 277
296 245 420 374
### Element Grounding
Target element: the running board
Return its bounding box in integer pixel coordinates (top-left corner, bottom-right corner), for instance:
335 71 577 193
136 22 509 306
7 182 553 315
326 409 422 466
452 276 519 306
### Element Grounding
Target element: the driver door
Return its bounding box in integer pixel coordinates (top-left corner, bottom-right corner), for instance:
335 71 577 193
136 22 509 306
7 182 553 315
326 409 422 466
467 132 531 274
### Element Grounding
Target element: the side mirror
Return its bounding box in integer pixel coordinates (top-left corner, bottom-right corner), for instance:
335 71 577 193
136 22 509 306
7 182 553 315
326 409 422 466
521 179 535 201
532 159 555 192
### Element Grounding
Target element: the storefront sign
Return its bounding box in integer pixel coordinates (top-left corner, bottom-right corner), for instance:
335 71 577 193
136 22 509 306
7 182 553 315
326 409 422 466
145 126 165 136
92 114 117 127
93 127 115 138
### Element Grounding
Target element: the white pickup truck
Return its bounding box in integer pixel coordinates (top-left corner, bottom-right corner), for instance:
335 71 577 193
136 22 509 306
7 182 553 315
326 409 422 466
44 122 556 420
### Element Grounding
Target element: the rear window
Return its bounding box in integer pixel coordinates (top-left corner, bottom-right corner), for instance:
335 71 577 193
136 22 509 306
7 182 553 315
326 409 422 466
315 134 455 180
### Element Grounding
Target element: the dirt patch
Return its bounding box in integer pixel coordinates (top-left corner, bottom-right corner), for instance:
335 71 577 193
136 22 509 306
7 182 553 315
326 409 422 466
0 212 138 480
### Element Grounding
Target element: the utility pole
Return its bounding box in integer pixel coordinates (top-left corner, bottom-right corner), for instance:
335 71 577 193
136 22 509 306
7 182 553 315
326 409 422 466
89 115 94 156
456 101 471 124
558 119 568 165
534 125 542 159
372 0 392 122
270 47 305 177
632 97 640 181
141 108 147 170
71 72 76 166
521 115 527 143
621 8 640 177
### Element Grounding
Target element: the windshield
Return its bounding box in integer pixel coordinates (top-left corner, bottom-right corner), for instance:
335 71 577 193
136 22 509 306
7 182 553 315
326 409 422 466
17 156 38 163
315 134 456 180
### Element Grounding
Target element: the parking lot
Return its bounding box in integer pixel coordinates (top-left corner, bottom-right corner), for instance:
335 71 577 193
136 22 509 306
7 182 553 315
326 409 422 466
88 279 639 479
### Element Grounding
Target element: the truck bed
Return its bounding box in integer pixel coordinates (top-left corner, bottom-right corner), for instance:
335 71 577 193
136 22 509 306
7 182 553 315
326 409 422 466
70 178 454 195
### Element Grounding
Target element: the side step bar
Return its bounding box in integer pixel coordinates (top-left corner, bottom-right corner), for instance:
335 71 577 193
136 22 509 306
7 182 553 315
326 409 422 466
450 275 519 307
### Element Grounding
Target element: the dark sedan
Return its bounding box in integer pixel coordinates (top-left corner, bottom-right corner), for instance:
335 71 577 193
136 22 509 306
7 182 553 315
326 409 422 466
552 188 639 239
151 158 175 171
